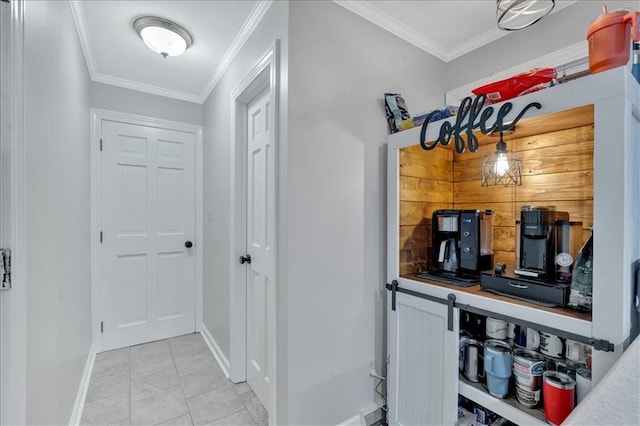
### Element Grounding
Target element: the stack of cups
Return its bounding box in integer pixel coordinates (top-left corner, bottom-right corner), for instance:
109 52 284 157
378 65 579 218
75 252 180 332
512 349 545 408
484 339 513 399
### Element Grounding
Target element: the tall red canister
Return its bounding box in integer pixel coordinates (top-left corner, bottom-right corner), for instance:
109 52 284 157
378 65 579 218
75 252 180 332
587 5 640 73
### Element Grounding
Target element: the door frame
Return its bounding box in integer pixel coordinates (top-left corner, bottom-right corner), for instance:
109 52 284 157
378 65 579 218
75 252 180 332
229 41 279 422
90 108 204 353
0 0 26 424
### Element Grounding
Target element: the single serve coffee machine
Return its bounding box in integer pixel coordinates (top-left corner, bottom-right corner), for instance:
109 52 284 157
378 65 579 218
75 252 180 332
417 209 494 286
481 206 582 306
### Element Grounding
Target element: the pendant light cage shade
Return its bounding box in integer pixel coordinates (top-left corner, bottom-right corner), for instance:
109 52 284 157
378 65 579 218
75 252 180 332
482 141 522 187
134 16 193 58
497 0 555 31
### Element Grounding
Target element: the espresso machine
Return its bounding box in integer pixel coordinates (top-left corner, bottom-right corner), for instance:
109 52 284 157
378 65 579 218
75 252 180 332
418 209 494 286
481 206 582 306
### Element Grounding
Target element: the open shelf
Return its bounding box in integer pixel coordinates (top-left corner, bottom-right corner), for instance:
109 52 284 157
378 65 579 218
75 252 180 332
459 374 546 425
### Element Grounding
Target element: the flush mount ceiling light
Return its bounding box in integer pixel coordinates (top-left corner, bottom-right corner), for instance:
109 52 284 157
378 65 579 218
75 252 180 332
482 130 522 187
497 0 555 31
133 16 193 58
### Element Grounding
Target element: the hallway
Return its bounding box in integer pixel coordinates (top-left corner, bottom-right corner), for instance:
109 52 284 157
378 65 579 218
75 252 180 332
80 334 267 425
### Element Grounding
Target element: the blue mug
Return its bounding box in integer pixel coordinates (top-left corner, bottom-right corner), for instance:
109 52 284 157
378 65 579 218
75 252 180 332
484 339 513 398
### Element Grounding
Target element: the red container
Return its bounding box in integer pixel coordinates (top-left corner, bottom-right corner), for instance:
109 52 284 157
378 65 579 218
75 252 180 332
543 371 576 425
587 6 640 73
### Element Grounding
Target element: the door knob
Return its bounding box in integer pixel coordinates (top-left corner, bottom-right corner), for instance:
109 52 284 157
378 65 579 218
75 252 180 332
185 241 193 248
240 254 252 265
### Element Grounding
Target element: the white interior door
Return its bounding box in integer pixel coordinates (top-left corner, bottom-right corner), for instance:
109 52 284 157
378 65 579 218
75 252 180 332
100 120 196 351
246 88 273 408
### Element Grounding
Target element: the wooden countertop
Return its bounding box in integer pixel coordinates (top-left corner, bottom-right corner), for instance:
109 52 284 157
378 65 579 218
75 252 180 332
401 273 592 322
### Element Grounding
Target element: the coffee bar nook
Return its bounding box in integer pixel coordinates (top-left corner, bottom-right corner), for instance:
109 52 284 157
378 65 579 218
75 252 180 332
385 67 640 425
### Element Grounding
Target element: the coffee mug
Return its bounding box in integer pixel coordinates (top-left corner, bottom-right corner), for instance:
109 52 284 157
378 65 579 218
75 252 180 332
484 339 512 398
539 332 565 358
543 371 576 425
514 325 540 349
486 317 508 339
576 368 592 403
565 339 588 363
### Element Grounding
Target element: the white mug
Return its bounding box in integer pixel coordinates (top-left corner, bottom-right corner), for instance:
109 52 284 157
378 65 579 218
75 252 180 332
565 339 588 363
576 368 592 403
486 317 508 339
539 332 565 358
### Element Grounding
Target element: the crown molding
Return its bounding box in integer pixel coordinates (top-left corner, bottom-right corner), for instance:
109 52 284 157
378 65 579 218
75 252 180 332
333 0 448 61
93 72 203 103
69 0 273 104
334 0 580 63
445 0 579 62
199 0 273 103
69 0 97 78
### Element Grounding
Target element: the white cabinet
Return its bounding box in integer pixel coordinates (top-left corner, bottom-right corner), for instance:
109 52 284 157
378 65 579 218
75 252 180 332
386 67 640 425
387 290 459 425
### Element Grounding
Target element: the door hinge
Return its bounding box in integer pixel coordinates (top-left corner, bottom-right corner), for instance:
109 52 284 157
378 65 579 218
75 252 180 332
100 231 103 243
99 138 103 151
1 248 11 290
101 321 104 333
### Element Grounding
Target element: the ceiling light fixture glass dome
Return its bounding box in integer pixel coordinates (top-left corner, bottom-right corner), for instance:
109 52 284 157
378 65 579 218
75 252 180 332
133 16 193 58
497 0 555 31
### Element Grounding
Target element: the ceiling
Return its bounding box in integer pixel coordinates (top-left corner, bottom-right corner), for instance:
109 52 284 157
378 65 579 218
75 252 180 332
70 0 577 104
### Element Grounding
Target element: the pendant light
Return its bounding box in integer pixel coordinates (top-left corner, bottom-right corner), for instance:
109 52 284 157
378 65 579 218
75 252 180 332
482 131 522 187
497 0 555 31
133 17 193 58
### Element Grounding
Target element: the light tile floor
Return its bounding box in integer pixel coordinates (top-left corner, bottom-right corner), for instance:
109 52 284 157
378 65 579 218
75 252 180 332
81 333 268 426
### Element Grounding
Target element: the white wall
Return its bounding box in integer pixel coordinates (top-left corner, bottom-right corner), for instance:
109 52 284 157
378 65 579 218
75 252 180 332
446 0 640 92
23 1 92 423
201 0 289 390
284 2 445 423
90 81 203 125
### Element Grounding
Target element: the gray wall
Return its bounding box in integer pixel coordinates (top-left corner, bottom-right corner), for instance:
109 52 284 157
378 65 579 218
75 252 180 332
446 0 640 91
23 1 92 424
201 0 289 408
90 82 203 125
284 2 445 423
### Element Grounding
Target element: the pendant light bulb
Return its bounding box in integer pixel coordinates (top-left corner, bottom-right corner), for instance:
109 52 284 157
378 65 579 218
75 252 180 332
495 151 510 177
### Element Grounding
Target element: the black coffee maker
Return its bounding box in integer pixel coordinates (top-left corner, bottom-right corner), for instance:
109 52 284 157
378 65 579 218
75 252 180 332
514 206 581 283
429 209 494 283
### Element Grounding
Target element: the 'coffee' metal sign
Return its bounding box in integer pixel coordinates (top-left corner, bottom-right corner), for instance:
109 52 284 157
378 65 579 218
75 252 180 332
419 94 542 153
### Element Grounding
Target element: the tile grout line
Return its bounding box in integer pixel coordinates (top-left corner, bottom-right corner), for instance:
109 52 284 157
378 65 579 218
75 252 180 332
167 337 196 425
232 384 262 426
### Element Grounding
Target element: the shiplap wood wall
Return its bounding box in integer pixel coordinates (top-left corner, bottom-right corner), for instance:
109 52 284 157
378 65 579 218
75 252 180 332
399 104 594 275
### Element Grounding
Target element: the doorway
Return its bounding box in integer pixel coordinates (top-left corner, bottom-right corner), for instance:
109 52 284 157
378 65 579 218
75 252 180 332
229 42 279 424
91 109 203 352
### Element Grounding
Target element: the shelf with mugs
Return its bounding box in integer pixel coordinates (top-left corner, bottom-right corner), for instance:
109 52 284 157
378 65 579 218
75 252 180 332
458 373 546 426
458 309 594 426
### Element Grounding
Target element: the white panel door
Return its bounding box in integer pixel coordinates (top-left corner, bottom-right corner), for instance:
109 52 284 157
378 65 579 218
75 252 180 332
246 89 272 408
387 292 459 426
101 120 195 351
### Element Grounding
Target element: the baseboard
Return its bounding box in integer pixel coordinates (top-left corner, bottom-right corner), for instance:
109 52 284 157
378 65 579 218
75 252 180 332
200 323 230 378
68 344 96 426
337 402 386 426
336 413 363 426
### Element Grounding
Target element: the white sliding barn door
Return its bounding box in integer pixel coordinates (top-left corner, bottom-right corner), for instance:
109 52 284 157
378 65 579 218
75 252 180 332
100 120 196 351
